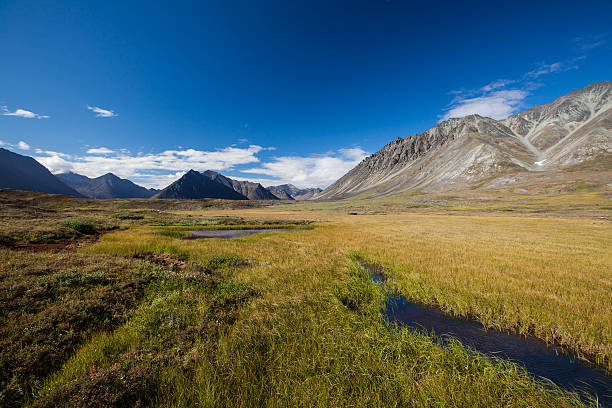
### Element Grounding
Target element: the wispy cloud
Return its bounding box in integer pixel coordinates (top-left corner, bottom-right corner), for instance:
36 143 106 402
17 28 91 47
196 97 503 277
573 33 607 52
86 147 114 154
523 57 584 80
241 147 368 188
35 148 70 158
1 106 49 119
17 141 30 150
87 106 118 117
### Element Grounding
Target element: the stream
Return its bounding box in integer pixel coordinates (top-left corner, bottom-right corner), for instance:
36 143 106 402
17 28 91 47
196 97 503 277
362 262 612 406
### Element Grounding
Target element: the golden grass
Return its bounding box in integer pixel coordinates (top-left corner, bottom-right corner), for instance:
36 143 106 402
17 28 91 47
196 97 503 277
63 217 591 406
164 207 612 370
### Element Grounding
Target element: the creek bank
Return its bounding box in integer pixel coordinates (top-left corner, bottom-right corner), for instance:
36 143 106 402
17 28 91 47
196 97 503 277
361 262 612 406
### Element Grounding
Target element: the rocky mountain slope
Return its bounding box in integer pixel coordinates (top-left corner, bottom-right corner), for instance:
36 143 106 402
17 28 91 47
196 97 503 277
267 184 323 200
57 172 158 198
0 148 84 197
319 81 612 199
202 171 279 200
153 170 248 200
291 187 323 200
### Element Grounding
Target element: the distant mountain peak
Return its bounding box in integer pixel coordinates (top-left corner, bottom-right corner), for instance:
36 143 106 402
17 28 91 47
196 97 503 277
266 184 322 200
154 170 249 200
57 171 158 198
0 149 84 197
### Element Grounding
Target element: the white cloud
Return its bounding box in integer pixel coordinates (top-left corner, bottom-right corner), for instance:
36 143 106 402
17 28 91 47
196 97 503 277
441 89 528 121
36 153 74 174
339 147 369 161
35 144 269 189
2 106 49 119
241 147 368 188
87 106 118 117
30 142 366 189
86 147 114 154
17 141 30 150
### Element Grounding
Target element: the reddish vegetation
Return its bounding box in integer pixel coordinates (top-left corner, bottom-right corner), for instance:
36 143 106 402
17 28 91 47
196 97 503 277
0 252 150 407
33 364 154 408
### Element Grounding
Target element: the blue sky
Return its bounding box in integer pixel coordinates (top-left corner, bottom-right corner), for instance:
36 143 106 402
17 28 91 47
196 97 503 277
1 0 610 188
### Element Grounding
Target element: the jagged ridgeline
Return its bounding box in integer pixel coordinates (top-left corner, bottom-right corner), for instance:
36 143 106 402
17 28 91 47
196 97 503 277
319 81 612 199
56 172 159 199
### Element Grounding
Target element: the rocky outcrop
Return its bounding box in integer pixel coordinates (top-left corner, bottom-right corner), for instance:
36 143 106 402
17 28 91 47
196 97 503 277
267 184 322 200
202 171 279 200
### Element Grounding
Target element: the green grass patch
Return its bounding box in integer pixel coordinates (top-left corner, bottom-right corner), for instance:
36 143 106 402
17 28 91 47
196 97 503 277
154 230 191 239
205 254 247 270
60 220 97 235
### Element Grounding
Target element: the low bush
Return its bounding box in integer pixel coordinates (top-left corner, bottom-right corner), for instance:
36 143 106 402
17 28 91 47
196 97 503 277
60 220 97 235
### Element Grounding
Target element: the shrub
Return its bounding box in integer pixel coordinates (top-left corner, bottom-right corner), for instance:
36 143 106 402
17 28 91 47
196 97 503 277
0 234 15 247
205 254 247 269
60 220 97 235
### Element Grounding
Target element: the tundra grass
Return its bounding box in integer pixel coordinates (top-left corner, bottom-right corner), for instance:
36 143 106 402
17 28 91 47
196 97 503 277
179 207 612 372
2 190 610 406
48 221 600 405
36 231 584 407
0 250 163 407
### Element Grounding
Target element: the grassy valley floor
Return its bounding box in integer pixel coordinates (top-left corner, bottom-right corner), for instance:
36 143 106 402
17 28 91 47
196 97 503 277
0 189 610 407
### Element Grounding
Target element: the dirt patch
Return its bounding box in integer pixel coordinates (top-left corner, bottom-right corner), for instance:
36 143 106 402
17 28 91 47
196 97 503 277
11 236 101 252
13 242 71 252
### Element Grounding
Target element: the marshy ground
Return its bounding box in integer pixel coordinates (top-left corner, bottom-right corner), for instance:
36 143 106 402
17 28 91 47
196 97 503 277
0 189 610 407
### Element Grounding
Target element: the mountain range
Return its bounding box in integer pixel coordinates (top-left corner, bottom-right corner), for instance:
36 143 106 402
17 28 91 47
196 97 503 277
2 82 609 201
153 170 321 200
56 172 159 199
0 148 321 200
319 81 612 199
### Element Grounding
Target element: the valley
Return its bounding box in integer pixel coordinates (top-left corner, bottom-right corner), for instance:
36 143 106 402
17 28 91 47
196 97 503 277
0 188 609 407
2 2 611 406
